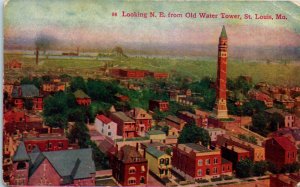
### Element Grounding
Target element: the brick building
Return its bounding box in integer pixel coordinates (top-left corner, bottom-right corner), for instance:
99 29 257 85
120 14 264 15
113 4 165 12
264 137 297 170
10 142 95 186
127 108 152 137
216 134 265 162
172 143 232 180
110 112 136 138
178 111 203 127
119 69 147 79
165 115 187 131
265 108 295 128
12 84 43 110
74 90 91 106
149 100 169 112
221 144 250 169
110 145 148 186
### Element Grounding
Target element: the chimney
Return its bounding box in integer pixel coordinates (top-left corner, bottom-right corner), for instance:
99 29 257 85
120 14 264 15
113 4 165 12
36 47 39 65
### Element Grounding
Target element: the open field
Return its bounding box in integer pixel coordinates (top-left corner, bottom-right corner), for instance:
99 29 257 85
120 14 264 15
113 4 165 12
4 53 300 85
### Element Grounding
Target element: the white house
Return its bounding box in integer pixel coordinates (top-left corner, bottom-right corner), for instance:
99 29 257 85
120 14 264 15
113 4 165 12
95 114 119 140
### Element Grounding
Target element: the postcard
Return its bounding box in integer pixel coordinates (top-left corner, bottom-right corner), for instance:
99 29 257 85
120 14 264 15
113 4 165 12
3 0 300 186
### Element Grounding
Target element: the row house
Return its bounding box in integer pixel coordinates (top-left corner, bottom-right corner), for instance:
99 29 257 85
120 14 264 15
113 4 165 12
42 82 66 94
221 144 250 170
110 145 148 186
145 146 172 178
10 142 95 186
172 143 232 180
127 108 152 137
248 90 273 108
23 133 69 153
12 84 43 111
110 112 136 138
178 111 203 127
265 108 295 128
216 134 265 162
94 114 119 140
264 137 297 170
149 100 169 112
165 115 187 131
73 90 91 106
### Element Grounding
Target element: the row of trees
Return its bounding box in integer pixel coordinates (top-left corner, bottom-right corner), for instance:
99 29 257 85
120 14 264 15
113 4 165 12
236 159 300 178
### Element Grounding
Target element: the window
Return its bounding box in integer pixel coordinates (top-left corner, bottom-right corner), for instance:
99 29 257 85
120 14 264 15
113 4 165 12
141 165 145 172
165 158 169 165
214 158 218 164
128 177 136 185
58 142 63 148
213 167 218 174
108 125 110 129
129 167 136 174
17 162 26 170
205 159 210 165
108 132 111 136
165 169 168 175
48 143 52 149
160 158 165 165
198 159 203 166
197 169 202 176
160 169 164 174
222 166 225 172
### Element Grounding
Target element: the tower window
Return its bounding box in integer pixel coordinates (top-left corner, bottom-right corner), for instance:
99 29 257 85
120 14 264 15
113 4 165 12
17 162 26 170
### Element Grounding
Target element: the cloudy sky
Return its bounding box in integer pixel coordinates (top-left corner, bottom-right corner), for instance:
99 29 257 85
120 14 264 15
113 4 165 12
4 0 300 51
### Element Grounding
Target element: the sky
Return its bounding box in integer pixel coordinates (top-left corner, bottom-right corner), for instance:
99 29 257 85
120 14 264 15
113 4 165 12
3 0 300 52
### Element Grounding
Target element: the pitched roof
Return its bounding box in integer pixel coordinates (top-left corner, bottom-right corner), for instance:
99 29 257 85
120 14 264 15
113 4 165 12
111 112 134 122
220 25 227 38
146 146 165 158
117 145 147 163
181 143 212 153
27 148 95 181
272 137 296 151
165 115 184 124
96 114 112 124
12 84 39 98
13 142 30 162
129 108 152 120
73 89 90 99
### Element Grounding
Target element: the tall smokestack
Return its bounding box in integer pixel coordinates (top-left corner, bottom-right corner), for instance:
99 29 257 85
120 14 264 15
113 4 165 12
36 47 39 65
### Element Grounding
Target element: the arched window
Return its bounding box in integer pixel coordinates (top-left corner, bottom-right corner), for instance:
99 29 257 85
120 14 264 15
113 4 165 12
128 177 136 185
129 166 136 174
17 162 26 170
140 176 145 184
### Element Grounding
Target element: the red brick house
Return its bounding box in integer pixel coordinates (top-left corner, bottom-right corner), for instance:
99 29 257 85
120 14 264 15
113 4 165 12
110 112 136 138
264 137 297 170
149 100 169 112
221 144 250 170
165 115 187 131
12 84 43 111
74 90 91 106
127 108 152 137
148 72 169 79
119 69 147 79
111 145 148 186
10 142 96 186
172 143 232 180
23 133 69 152
177 111 203 127
248 90 273 108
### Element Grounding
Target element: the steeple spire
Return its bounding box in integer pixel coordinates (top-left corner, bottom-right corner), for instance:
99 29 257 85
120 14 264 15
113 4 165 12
220 25 227 38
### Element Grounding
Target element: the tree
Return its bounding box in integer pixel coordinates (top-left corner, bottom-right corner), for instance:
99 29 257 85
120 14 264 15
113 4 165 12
178 124 210 146
70 76 87 92
88 141 110 170
269 112 284 131
68 121 90 148
236 158 253 178
252 112 268 135
43 92 69 128
253 161 268 176
281 162 300 173
235 76 252 95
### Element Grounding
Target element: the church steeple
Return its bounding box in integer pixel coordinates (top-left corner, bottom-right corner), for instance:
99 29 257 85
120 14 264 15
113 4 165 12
220 25 227 38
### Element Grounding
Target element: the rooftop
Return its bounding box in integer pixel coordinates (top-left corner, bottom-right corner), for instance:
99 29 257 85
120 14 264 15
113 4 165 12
73 89 90 99
178 143 212 153
96 114 113 124
147 130 165 135
146 146 166 158
12 84 40 98
165 115 185 124
111 112 135 122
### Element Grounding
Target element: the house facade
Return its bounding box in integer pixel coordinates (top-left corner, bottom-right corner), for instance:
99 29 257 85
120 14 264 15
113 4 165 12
149 100 169 112
111 145 148 186
145 146 172 178
127 108 152 137
172 143 232 180
264 137 297 170
110 112 136 138
95 114 118 140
